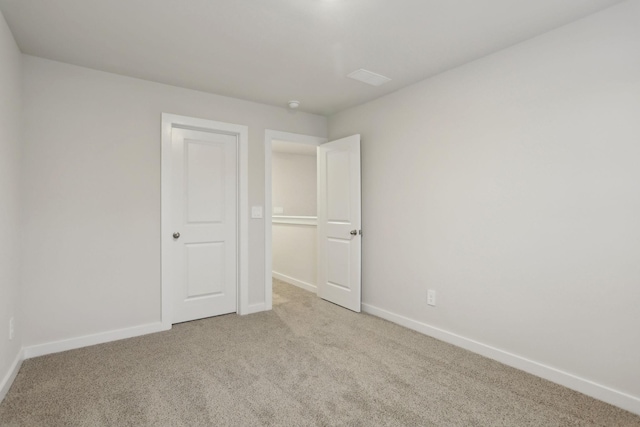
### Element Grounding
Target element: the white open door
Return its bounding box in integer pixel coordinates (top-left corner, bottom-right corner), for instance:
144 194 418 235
317 134 361 312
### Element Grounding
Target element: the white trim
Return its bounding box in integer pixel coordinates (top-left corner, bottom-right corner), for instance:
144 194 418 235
161 113 249 324
23 322 168 359
0 348 23 403
244 303 266 315
264 130 327 313
362 303 640 416
272 215 317 226
272 271 317 293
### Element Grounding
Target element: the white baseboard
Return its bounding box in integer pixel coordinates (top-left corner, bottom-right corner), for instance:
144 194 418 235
0 348 23 403
362 303 640 416
23 322 169 359
272 271 317 294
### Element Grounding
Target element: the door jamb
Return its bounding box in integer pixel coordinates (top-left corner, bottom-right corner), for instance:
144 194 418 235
161 113 249 329
264 130 327 310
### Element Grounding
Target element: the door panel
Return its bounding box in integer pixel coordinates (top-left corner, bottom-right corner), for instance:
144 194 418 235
172 128 237 323
186 242 224 298
327 239 350 289
317 135 361 312
327 150 351 222
186 141 224 223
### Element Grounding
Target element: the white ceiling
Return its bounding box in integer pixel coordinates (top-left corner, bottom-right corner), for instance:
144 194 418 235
0 0 623 115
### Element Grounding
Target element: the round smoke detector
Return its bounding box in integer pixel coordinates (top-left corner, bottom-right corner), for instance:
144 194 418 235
288 100 300 109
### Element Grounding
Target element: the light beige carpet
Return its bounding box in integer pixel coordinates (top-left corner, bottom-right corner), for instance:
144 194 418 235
1 279 638 426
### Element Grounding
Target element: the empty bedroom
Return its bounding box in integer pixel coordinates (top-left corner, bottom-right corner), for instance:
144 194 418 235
0 0 639 425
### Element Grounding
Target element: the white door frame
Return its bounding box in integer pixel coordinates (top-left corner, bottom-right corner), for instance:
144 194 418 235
264 130 327 310
162 113 249 329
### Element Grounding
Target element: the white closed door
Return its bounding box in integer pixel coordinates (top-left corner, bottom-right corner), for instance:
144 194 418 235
171 127 237 323
317 135 361 312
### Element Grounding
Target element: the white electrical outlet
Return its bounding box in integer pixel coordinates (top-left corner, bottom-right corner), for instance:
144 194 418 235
9 317 14 340
427 290 436 307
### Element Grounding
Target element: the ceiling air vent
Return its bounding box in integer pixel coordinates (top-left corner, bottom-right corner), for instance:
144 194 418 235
347 69 391 87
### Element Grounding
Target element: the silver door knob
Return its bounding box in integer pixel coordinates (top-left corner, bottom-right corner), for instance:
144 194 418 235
173 232 180 239
350 230 358 236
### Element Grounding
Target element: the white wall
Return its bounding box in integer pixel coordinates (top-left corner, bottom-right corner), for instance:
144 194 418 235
272 225 317 290
272 151 317 289
0 9 22 397
329 0 640 409
272 152 317 216
21 56 326 347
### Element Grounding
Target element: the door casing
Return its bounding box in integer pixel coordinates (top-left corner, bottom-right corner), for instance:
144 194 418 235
162 113 249 329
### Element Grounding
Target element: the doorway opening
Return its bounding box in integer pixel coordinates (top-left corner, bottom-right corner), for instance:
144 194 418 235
265 131 362 312
264 131 326 310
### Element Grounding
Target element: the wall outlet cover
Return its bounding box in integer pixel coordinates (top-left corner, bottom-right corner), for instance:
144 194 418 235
427 290 436 307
